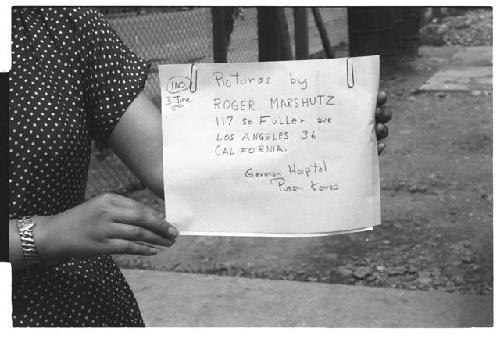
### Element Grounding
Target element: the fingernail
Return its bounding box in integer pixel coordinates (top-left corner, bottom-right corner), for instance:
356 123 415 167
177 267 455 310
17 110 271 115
149 247 159 255
168 226 179 237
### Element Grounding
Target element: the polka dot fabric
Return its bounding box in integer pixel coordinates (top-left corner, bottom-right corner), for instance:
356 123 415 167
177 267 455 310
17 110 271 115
9 7 150 327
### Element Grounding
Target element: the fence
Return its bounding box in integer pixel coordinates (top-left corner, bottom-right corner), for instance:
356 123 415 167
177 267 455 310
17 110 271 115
85 7 348 199
107 7 347 106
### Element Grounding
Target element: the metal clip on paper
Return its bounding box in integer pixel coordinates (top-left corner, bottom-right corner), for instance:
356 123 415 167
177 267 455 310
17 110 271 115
190 63 198 93
346 58 354 88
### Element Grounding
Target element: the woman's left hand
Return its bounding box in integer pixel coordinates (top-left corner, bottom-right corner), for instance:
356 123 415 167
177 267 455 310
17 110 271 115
375 90 392 155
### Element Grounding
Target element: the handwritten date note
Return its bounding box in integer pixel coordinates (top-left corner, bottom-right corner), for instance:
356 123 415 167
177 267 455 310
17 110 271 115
159 56 380 236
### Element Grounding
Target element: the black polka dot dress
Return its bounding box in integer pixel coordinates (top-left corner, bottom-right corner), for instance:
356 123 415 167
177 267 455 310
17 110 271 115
9 7 150 327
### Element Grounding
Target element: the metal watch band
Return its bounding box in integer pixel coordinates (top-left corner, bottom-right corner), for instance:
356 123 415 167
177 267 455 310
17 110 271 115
16 216 41 274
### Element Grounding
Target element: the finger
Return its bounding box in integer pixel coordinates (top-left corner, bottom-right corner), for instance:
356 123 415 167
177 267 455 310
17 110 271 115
109 223 175 248
377 142 385 155
119 208 178 240
110 200 178 240
376 123 389 140
375 106 392 124
108 239 160 256
135 241 163 251
377 90 387 106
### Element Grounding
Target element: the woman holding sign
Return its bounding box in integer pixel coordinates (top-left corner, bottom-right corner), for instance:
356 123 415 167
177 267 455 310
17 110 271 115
8 7 391 327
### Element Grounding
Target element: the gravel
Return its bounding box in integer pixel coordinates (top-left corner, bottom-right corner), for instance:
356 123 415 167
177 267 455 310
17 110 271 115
420 9 492 47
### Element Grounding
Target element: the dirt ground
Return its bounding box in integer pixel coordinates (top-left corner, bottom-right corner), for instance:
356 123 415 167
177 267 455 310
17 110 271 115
113 44 492 295
112 9 493 295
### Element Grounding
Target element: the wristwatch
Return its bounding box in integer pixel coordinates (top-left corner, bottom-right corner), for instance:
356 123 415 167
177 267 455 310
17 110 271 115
16 216 41 276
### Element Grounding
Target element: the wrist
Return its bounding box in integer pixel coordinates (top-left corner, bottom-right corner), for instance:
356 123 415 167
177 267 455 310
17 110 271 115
32 215 68 266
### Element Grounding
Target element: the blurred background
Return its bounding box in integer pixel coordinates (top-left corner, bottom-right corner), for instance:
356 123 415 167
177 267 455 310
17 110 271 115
87 7 492 296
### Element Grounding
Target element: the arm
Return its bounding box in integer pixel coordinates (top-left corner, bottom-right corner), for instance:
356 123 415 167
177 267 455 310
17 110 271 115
108 92 165 198
10 93 174 273
9 194 178 275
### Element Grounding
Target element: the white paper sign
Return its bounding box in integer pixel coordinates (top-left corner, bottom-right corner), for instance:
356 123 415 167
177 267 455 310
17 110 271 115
159 56 380 237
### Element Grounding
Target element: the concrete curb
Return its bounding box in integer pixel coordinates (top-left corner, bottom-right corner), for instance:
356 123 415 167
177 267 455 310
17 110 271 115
121 269 493 327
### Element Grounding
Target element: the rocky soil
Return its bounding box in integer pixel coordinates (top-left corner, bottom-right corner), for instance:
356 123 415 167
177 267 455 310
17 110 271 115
420 9 492 47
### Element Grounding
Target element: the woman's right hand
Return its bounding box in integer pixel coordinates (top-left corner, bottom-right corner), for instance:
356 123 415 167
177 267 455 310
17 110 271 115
34 193 178 263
